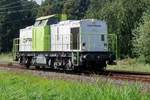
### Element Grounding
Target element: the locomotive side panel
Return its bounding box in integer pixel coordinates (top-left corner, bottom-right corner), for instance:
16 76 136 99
51 20 81 52
50 20 108 52
32 26 51 51
51 21 71 51
80 20 108 52
19 26 32 51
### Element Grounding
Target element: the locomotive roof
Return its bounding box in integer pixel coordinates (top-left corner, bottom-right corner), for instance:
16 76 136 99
36 15 55 21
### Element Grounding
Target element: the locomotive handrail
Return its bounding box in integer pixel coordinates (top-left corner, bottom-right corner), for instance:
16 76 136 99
12 38 20 60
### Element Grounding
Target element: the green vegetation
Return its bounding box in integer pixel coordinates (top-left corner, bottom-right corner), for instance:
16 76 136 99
133 10 150 63
0 71 150 100
0 0 38 52
108 58 150 72
0 53 13 63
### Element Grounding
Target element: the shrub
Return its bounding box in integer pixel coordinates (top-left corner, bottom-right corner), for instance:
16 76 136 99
133 10 150 63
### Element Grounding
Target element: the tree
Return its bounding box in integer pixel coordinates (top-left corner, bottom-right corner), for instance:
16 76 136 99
85 0 109 19
133 10 150 63
63 0 90 19
37 0 65 17
0 0 38 52
86 0 150 58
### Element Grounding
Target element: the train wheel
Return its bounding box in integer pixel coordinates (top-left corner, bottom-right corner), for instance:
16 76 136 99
19 57 23 64
35 66 40 70
25 63 30 69
101 62 107 71
65 59 73 70
25 58 31 69
94 61 106 71
48 59 54 68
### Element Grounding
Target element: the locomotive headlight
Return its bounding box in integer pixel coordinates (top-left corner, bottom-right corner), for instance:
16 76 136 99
83 55 87 59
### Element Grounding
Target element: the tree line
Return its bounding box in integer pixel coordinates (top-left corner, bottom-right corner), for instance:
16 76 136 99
0 0 38 52
0 0 150 63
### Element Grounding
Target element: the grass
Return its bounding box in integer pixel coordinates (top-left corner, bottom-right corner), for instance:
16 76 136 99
0 53 13 63
107 58 150 72
0 71 150 100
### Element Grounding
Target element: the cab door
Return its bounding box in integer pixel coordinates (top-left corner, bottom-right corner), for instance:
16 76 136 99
70 27 80 50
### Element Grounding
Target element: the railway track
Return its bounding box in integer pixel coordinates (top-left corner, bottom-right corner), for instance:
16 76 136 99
106 71 150 83
1 63 150 84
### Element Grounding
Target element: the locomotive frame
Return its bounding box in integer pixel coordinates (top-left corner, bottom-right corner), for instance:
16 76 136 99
13 39 116 71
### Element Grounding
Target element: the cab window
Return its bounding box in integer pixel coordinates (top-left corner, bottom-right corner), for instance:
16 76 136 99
101 34 105 41
47 18 58 25
40 20 47 26
34 21 40 26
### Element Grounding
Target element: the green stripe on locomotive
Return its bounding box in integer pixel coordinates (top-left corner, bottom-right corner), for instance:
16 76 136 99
32 26 51 51
32 14 67 51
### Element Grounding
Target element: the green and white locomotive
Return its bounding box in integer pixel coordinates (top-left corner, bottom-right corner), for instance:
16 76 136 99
13 14 116 71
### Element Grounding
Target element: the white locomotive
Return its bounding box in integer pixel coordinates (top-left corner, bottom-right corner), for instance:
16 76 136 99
14 15 116 71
